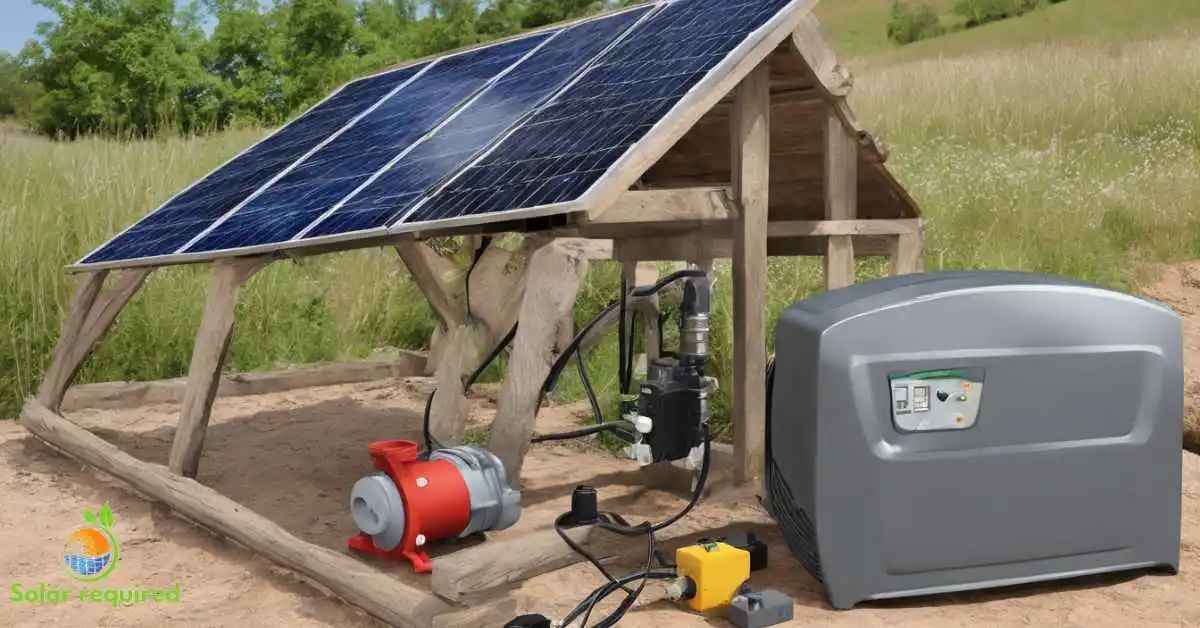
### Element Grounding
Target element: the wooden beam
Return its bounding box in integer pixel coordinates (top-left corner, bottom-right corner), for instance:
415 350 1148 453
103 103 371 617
824 108 857 290
613 233 894 261
488 239 592 484
168 256 270 478
20 399 448 627
791 12 853 98
395 240 463 329
38 268 152 413
731 63 771 487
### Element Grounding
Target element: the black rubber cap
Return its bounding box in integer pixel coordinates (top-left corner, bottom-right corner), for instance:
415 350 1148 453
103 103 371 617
570 483 600 525
505 613 551 628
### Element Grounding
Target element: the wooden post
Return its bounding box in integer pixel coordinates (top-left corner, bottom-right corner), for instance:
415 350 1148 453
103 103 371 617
824 108 858 289
168 256 271 478
488 239 591 484
38 268 152 413
620 260 663 379
730 63 771 487
395 241 464 329
888 222 925 275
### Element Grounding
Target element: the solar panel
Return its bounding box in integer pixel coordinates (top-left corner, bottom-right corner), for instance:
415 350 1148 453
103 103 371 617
77 64 427 265
180 32 554 254
71 0 810 271
398 0 796 229
297 4 655 241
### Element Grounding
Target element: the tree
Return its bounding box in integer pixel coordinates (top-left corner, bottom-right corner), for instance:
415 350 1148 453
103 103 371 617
205 0 287 126
20 0 217 138
279 0 358 111
0 52 39 119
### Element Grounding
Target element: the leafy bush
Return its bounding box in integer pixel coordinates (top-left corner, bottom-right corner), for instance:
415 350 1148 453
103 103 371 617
888 1 945 46
954 0 1045 28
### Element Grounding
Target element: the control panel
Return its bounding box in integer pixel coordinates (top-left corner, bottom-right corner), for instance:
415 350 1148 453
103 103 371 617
888 368 984 432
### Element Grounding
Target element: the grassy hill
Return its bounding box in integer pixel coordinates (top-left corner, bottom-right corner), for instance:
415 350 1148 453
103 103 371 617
2 0 1199 448
818 0 1200 60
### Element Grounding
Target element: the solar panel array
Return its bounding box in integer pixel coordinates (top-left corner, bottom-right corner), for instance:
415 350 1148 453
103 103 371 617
74 0 803 271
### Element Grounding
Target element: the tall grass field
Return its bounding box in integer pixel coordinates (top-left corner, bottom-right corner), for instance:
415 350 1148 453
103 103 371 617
2 30 1199 443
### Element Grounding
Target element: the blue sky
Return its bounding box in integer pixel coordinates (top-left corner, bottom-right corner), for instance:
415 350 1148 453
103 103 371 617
2 1 55 53
1 1 218 54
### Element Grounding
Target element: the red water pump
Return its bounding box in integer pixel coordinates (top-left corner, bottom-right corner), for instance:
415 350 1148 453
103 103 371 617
347 439 521 572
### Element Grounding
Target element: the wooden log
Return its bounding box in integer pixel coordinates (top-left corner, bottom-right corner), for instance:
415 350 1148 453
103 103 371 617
169 256 271 478
38 269 152 412
488 239 591 484
425 237 541 444
61 351 427 412
824 108 858 290
20 399 447 628
429 513 705 603
395 240 464 329
731 63 771 487
432 597 519 628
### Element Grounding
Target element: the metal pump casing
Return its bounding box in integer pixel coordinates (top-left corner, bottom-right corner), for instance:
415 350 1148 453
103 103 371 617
348 440 520 572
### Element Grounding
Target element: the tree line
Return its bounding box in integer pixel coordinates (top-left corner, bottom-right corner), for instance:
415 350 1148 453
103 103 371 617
1 0 644 140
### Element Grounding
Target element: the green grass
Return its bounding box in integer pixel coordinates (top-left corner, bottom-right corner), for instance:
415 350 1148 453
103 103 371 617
2 4 1200 451
820 0 1200 61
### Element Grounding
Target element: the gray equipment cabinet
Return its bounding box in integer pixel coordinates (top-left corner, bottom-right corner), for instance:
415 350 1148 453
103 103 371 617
765 270 1183 610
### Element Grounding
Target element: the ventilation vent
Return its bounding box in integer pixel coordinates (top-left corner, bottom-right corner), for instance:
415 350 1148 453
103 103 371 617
767 457 824 583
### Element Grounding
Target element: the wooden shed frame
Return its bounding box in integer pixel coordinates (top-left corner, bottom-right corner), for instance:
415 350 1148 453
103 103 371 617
20 5 923 628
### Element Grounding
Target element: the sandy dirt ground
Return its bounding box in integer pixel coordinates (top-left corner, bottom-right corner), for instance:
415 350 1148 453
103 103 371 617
2 264 1200 628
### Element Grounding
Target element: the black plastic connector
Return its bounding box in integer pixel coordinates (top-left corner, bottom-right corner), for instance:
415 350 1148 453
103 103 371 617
697 532 769 572
504 613 551 628
569 484 599 525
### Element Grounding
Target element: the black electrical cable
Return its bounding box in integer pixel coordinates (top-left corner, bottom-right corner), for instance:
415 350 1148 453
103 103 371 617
576 347 604 427
421 268 708 452
553 424 713 626
577 529 656 628
531 422 630 443
421 321 518 453
560 569 676 628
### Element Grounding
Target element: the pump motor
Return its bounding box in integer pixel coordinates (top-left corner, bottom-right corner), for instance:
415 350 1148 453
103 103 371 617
347 439 520 572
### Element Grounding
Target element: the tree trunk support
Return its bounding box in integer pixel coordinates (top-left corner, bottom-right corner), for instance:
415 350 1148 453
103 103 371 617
488 239 591 484
38 268 153 413
168 256 272 478
730 63 771 487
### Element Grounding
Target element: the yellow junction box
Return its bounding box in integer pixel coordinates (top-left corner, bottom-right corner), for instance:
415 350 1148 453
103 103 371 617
675 541 751 613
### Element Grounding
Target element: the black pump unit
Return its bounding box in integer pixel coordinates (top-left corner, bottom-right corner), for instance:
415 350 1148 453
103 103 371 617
765 270 1183 610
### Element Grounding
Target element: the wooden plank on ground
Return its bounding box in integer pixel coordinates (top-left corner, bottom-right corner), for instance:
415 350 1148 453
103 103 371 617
20 400 449 628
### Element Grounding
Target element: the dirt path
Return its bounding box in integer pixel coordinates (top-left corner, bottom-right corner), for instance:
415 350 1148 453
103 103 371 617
2 264 1199 627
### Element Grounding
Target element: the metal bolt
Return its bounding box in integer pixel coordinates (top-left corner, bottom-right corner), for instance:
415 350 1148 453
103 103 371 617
415 534 426 546
415 477 428 488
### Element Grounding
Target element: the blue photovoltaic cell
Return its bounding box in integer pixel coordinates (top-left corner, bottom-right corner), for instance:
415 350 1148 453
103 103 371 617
404 0 794 225
78 65 424 264
182 32 552 253
301 6 653 239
